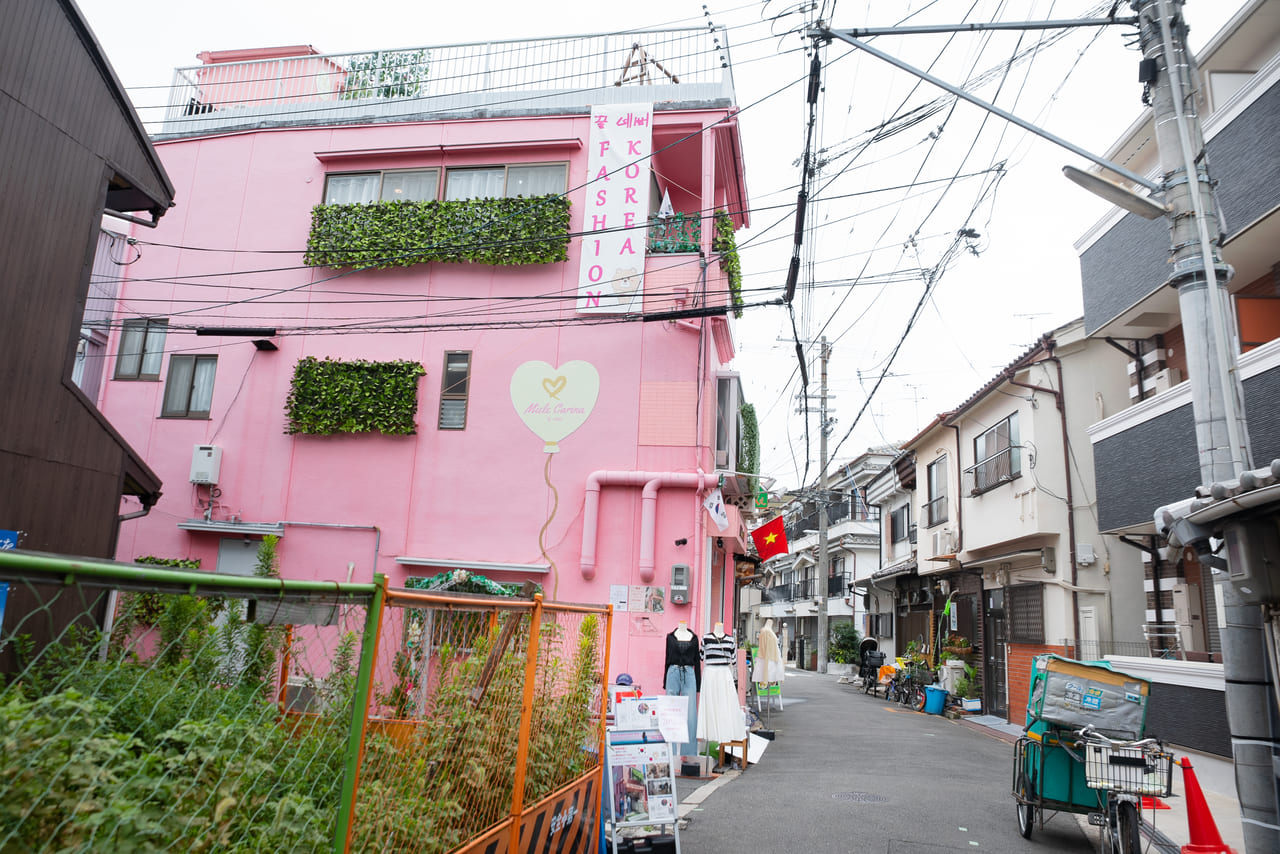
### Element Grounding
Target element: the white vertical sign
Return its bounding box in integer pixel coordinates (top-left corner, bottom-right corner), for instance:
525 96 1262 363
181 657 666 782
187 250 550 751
578 103 653 314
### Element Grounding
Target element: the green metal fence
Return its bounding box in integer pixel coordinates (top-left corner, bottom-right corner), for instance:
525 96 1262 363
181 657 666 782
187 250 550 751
0 548 610 854
0 548 379 853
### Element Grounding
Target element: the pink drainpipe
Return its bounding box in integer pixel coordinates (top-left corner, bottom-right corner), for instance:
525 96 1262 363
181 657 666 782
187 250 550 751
580 470 710 582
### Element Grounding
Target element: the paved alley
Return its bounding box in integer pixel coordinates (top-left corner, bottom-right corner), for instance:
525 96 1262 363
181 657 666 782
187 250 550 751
677 670 1099 854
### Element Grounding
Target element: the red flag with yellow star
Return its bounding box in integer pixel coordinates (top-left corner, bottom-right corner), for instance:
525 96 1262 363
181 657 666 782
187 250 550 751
751 515 789 561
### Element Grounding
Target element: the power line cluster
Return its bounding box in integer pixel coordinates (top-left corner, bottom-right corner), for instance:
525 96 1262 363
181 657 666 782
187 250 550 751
90 1 1132 491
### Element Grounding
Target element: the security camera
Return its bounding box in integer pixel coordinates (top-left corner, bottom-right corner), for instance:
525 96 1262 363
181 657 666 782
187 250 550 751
674 538 688 546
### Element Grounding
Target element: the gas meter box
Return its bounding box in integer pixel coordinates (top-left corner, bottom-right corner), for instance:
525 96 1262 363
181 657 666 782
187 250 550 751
1025 655 1150 740
669 564 690 605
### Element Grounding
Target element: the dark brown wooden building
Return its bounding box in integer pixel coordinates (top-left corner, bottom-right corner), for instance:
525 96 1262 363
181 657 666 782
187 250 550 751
1 0 174 665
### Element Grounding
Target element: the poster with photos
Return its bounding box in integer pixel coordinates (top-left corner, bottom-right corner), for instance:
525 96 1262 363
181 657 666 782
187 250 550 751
606 740 677 826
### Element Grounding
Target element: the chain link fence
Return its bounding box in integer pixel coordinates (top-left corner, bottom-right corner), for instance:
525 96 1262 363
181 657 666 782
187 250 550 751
347 589 609 854
0 549 611 854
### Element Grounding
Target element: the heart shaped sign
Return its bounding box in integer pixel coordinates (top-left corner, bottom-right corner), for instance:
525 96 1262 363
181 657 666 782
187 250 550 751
510 360 600 453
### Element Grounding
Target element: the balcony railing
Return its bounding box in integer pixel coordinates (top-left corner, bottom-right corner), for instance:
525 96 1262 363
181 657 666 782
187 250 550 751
924 495 947 527
147 29 735 137
963 449 1018 495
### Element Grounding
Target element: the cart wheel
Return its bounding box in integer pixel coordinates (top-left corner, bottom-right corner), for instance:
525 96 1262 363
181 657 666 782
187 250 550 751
1114 800 1140 854
1015 770 1035 839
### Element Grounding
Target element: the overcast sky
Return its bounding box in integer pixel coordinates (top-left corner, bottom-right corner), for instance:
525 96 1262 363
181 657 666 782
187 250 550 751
77 0 1247 492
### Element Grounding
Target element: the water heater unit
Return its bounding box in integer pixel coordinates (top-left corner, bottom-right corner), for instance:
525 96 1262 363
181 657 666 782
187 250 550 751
190 445 222 485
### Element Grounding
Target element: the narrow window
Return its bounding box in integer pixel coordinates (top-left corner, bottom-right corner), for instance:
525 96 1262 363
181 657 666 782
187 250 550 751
162 354 217 418
926 456 948 526
890 505 910 543
438 351 471 430
115 318 168 380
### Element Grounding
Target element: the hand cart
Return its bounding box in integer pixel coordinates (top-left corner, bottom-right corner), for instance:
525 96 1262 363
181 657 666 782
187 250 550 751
1011 655 1173 854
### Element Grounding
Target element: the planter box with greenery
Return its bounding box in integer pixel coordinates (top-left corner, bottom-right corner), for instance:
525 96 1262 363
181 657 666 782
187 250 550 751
305 195 571 270
285 356 426 435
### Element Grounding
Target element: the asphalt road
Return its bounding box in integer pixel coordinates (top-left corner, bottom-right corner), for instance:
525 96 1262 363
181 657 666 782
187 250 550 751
675 668 1097 854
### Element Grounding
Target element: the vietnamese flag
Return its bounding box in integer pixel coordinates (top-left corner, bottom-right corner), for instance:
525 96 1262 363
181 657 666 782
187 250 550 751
751 515 789 561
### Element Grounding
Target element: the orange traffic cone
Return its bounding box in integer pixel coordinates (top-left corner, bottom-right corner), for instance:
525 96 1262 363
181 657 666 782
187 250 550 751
1179 757 1237 854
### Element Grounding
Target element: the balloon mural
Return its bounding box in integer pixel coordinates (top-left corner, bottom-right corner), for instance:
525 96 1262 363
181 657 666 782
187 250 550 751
510 360 600 598
509 360 600 453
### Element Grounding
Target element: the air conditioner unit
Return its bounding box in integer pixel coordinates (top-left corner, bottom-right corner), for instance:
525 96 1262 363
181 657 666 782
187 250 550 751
932 529 954 557
190 445 222 485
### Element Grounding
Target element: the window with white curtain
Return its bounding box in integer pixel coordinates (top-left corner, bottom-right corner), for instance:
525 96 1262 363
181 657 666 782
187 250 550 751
444 168 506 200
507 164 567 197
162 354 217 418
325 163 567 204
115 318 168 380
324 169 438 204
445 163 567 200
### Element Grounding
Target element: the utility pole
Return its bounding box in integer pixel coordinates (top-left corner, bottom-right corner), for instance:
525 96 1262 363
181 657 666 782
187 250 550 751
816 337 832 673
1137 2 1276 847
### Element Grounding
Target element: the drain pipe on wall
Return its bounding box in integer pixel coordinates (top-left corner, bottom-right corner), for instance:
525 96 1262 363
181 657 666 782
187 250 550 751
1005 344 1081 651
1118 534 1165 630
580 471 711 583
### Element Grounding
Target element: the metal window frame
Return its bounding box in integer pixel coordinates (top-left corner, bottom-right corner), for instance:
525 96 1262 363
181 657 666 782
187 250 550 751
161 353 217 418
438 350 472 430
114 318 168 380
443 161 569 200
322 168 441 203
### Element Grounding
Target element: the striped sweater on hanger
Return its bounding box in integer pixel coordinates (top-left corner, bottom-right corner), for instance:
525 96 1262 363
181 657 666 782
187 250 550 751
702 633 736 666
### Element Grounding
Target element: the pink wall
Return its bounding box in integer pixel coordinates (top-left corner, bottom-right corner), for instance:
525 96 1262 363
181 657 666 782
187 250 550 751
104 108 748 694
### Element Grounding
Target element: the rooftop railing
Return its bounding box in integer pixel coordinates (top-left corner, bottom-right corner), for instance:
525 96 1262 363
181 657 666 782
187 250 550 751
147 28 735 137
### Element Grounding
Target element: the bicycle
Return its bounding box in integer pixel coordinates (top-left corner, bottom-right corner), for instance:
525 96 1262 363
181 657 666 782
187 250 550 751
896 664 927 711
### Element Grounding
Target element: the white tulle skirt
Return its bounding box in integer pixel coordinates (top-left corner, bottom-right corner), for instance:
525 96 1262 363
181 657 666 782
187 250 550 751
696 665 745 742
752 656 785 684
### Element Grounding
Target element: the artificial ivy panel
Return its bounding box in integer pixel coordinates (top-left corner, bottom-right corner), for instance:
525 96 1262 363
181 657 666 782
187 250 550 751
285 357 426 435
304 196 571 270
713 211 744 318
739 402 760 493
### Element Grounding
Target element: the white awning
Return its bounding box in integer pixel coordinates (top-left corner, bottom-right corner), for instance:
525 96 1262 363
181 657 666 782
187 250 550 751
395 556 549 575
178 519 285 536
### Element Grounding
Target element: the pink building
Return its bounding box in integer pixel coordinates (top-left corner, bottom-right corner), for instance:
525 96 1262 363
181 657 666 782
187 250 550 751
99 31 759 693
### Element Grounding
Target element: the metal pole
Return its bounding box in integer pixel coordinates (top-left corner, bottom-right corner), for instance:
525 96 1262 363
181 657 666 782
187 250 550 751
817 337 831 674
509 593 546 848
336 572 387 854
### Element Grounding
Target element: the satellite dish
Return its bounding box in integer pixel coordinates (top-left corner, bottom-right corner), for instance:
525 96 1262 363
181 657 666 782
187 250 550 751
1063 165 1168 220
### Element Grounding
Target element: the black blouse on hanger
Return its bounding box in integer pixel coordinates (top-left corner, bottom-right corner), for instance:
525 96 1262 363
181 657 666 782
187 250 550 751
664 630 701 691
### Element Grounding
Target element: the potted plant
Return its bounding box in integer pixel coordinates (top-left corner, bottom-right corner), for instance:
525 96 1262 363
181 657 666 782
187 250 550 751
827 623 861 676
953 663 982 712
941 633 973 658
